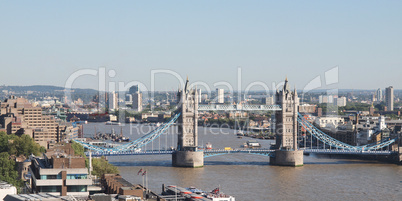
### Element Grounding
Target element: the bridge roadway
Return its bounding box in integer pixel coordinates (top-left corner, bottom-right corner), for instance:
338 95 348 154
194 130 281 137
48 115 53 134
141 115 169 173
198 104 281 111
86 148 395 157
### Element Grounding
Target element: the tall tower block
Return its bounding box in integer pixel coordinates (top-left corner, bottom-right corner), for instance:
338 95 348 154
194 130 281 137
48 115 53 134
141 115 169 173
270 78 303 166
172 78 204 167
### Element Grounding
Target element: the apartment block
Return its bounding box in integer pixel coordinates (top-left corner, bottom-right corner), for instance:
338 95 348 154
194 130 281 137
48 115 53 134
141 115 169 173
0 96 60 147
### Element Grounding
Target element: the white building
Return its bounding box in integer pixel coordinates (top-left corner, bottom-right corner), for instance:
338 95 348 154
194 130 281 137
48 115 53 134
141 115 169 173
0 182 17 201
334 97 347 107
197 89 202 103
319 95 334 104
109 91 118 111
314 116 345 128
216 88 224 104
132 92 142 112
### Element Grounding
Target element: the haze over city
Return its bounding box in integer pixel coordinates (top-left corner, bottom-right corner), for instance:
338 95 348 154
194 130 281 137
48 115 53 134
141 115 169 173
1 1 402 90
1 1 402 201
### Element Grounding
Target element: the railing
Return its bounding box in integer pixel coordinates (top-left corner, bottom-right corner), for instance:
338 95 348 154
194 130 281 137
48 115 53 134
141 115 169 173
74 113 180 152
297 112 397 151
198 104 281 111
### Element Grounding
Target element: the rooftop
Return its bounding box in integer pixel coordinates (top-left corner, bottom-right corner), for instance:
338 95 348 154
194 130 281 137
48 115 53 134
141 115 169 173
4 193 70 201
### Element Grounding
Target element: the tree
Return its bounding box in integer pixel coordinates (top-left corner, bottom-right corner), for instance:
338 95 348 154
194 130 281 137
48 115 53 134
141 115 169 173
9 134 42 157
0 132 9 153
375 102 386 111
71 141 86 158
71 142 119 174
91 156 119 178
0 152 21 187
0 132 43 157
71 141 89 167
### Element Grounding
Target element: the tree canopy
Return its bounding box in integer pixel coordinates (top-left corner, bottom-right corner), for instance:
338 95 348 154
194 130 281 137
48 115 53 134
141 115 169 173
91 156 120 178
0 131 45 157
0 151 22 187
0 131 45 188
70 141 119 177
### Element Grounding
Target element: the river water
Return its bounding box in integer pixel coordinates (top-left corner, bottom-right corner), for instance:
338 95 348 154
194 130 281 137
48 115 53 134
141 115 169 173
84 123 402 201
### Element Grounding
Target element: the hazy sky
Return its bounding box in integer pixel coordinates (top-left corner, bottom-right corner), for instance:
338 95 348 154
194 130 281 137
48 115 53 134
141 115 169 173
0 1 401 91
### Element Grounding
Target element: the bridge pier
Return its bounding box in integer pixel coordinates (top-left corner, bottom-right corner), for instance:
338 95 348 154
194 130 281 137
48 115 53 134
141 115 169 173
172 151 204 168
270 150 303 167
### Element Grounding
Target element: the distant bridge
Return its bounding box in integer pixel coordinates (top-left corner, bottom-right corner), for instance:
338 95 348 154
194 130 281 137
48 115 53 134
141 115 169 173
86 148 394 158
75 111 397 154
198 104 281 111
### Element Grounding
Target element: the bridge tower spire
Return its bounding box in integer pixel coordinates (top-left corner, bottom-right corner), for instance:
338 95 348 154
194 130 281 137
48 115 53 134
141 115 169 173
172 77 204 167
270 77 303 166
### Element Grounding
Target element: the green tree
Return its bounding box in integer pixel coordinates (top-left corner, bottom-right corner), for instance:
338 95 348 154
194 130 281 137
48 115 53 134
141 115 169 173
0 131 9 153
9 134 42 157
0 132 44 157
71 141 86 158
0 152 21 187
71 141 119 175
71 141 89 167
91 156 119 178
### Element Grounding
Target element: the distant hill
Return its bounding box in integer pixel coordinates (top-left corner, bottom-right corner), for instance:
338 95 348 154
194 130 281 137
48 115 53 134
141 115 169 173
0 85 98 94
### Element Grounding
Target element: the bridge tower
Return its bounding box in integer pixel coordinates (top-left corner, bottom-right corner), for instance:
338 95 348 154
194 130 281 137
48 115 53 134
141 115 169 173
172 78 204 167
270 77 304 166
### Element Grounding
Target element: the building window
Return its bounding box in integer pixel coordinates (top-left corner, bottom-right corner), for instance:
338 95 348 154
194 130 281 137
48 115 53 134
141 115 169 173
67 185 87 192
67 174 87 179
40 175 59 180
40 186 61 192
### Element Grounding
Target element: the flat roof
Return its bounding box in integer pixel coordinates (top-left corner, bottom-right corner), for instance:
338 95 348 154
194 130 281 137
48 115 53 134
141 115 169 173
4 193 69 201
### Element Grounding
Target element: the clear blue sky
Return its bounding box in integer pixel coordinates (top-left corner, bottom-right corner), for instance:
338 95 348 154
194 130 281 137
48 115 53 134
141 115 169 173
0 1 401 91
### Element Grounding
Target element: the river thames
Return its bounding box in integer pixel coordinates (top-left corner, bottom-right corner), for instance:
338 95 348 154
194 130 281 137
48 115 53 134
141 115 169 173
84 123 401 201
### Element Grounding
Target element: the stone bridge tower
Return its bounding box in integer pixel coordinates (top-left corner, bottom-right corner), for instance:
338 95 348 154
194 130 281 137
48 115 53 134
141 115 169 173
172 77 204 167
270 78 303 166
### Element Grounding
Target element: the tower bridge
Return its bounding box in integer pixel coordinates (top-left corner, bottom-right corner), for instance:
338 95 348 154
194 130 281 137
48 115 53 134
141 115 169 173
73 78 401 167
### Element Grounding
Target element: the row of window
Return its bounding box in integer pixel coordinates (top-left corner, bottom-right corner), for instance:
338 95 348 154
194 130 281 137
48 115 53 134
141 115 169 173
40 174 87 180
39 185 87 192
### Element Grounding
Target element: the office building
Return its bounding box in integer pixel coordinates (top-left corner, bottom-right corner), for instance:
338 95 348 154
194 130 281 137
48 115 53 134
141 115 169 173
128 85 142 112
125 94 132 102
319 95 333 104
128 85 139 94
109 91 118 111
197 89 202 103
262 96 274 105
29 144 91 196
376 88 382 102
132 92 142 112
385 86 394 111
58 122 81 141
334 97 347 107
216 88 224 104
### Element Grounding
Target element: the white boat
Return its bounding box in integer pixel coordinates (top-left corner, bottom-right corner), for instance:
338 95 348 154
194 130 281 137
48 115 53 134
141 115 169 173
246 140 261 148
236 131 244 136
105 121 121 125
164 185 235 201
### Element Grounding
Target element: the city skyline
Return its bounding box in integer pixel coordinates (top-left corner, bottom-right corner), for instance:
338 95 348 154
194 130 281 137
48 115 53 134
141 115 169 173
0 1 401 90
